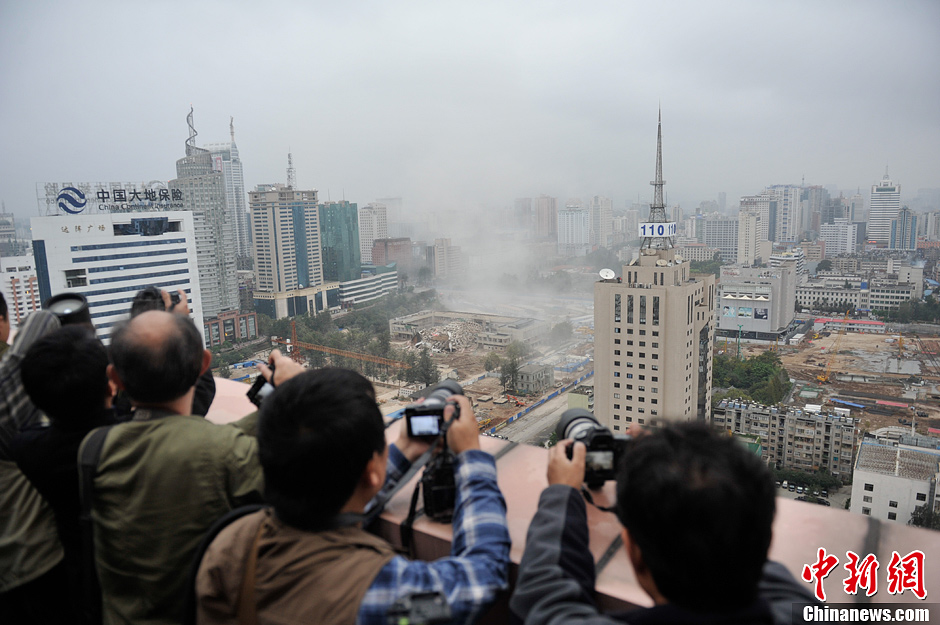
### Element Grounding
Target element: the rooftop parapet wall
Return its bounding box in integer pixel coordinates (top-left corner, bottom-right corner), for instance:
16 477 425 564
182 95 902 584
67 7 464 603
209 378 940 617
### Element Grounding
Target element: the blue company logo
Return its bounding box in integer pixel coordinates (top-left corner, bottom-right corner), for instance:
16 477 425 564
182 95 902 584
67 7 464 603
57 187 87 214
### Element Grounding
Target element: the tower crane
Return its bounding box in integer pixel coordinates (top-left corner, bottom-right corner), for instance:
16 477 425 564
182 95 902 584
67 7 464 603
270 320 411 372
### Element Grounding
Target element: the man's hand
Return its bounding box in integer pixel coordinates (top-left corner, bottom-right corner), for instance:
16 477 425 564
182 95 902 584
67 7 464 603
445 395 480 455
547 440 585 490
161 289 191 316
395 420 432 463
258 350 306 387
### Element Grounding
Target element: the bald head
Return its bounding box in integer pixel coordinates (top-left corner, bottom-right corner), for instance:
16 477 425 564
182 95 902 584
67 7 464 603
109 311 206 404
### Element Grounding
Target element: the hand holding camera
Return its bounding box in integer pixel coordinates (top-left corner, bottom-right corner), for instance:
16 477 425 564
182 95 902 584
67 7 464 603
555 408 631 489
548 440 586 490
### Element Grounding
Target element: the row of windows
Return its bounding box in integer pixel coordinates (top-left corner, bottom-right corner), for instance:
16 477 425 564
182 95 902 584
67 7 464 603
83 278 192 298
88 258 189 273
90 268 190 285
71 238 187 252
73 248 188 263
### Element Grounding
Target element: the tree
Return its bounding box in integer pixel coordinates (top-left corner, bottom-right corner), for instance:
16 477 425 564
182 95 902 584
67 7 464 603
549 321 573 345
817 259 833 272
218 365 232 379
500 357 520 394
909 505 940 531
483 352 503 372
506 341 529 362
416 347 439 387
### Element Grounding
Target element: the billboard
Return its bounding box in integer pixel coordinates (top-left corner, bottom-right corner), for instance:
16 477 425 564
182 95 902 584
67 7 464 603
37 181 185 216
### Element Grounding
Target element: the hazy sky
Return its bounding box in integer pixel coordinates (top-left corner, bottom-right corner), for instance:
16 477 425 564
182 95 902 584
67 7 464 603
1 0 938 224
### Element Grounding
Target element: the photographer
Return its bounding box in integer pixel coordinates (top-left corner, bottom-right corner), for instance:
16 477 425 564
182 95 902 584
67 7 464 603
194 369 510 625
510 422 815 625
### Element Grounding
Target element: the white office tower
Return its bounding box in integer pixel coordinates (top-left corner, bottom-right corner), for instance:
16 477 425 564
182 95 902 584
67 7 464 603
170 109 239 318
769 249 806 285
740 192 775 241
204 118 250 261
557 205 591 257
764 185 802 243
867 172 901 245
699 217 738 262
848 191 865 223
737 212 763 266
358 203 388 264
250 184 322 292
589 195 612 248
31 212 203 343
819 219 858 256
0 255 40 330
594 112 716 431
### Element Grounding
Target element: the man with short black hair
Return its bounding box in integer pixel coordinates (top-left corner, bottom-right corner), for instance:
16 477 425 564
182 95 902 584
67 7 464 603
195 368 511 625
86 306 264 625
511 422 815 624
12 325 119 622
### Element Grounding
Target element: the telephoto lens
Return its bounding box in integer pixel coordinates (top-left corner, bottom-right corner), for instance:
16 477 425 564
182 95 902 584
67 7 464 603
556 408 631 488
43 293 93 327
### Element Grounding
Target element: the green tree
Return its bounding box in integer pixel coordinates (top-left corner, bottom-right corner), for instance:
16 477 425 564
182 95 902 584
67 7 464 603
909 505 940 530
500 357 520 394
416 347 439 387
218 365 232 379
817 259 833 272
506 341 529 361
483 352 503 372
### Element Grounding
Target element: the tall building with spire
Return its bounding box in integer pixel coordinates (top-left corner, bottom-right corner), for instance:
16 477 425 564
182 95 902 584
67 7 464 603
593 112 715 431
204 117 251 261
169 108 239 318
868 171 901 246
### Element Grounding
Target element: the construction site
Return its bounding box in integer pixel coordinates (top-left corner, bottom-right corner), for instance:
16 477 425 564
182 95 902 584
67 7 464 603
743 325 940 437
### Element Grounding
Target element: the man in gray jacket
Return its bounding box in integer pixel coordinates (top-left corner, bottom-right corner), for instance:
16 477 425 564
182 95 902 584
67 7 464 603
510 422 817 625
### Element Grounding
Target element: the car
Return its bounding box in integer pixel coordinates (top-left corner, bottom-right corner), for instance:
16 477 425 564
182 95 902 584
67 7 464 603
788 484 796 491
796 496 807 501
775 481 782 488
816 499 831 506
796 486 804 494
821 490 828 498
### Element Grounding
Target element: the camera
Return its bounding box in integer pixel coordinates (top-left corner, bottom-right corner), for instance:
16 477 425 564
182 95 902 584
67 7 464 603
386 591 451 625
44 293 93 327
404 379 463 439
556 408 630 488
247 362 275 407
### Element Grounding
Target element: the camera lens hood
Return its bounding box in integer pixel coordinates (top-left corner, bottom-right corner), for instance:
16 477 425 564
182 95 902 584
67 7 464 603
556 408 598 440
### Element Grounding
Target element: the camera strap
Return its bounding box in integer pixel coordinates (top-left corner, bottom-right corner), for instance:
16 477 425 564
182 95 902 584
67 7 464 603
580 487 617 513
362 444 436 530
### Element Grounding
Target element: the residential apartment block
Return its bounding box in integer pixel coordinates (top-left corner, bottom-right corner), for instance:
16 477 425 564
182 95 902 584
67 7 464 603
850 442 939 524
711 400 857 480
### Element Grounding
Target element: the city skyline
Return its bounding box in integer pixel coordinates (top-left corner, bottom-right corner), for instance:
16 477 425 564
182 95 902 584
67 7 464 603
1 2 938 228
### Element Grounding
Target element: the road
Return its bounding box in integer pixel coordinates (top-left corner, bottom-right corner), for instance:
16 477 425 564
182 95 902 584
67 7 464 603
498 391 573 447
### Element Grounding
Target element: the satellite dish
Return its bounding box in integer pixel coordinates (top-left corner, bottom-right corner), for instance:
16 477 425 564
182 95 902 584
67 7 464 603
656 259 668 267
599 268 616 280
675 254 684 262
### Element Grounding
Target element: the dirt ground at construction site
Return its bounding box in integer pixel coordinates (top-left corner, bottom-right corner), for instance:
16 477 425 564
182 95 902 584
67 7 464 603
738 331 940 436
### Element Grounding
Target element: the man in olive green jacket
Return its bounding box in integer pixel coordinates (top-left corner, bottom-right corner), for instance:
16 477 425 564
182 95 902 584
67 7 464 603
85 305 265 625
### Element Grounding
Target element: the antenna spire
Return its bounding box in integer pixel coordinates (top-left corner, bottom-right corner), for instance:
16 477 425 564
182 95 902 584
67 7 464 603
287 152 296 189
641 108 674 250
185 106 198 156
230 116 235 143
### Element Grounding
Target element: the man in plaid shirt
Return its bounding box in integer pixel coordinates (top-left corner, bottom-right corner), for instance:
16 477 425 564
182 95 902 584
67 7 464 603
195 362 510 625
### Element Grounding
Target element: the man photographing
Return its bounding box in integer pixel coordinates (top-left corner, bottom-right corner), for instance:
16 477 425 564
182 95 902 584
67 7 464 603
511 421 815 624
195 369 510 625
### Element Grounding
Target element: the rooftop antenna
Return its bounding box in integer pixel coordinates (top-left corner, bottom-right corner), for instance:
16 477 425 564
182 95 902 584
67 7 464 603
640 108 674 250
287 151 296 190
230 116 235 143
185 105 198 156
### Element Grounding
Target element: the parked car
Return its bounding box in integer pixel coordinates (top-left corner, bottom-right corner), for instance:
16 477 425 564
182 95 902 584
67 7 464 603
788 484 796 492
821 490 829 498
816 499 831 506
796 486 804 494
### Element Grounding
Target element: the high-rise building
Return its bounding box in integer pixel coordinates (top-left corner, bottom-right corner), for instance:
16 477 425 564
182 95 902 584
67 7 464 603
867 172 901 245
698 217 738 262
740 192 777 242
203 118 250 261
819 219 858 256
848 191 865 223
800 185 829 237
249 184 322 293
736 211 763 266
890 206 917 251
318 200 361 282
765 185 802 243
0 213 23 256
589 195 612 248
594 113 716 431
557 205 590 257
534 195 557 238
514 197 533 232
431 238 464 277
169 109 239 318
358 203 388 264
31 211 203 343
372 237 413 269
0 255 40 330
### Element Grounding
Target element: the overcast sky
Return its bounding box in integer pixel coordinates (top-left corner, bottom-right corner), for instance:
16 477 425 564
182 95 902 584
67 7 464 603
1 0 938 225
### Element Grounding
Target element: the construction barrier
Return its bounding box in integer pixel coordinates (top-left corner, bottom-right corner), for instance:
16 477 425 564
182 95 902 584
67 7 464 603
489 370 595 434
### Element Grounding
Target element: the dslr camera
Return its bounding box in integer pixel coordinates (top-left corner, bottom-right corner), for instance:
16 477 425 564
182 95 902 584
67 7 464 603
556 408 630 488
403 380 464 523
404 379 463 439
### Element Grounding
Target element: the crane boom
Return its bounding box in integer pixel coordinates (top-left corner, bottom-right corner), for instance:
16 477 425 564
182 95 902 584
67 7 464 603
271 320 410 369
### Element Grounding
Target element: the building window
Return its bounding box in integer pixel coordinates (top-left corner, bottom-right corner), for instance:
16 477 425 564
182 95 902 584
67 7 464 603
614 294 621 322
614 393 620 399
614 383 620 388
626 417 632 422
614 361 620 366
626 373 633 379
888 512 897 521
862 508 871 516
614 404 620 410
917 493 927 501
614 350 621 355
615 327 621 334
615 339 620 344
889 501 898 508
614 425 620 431
614 415 620 420
639 341 645 347
652 342 659 348
627 352 633 357
863 496 872 503
864 483 873 492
